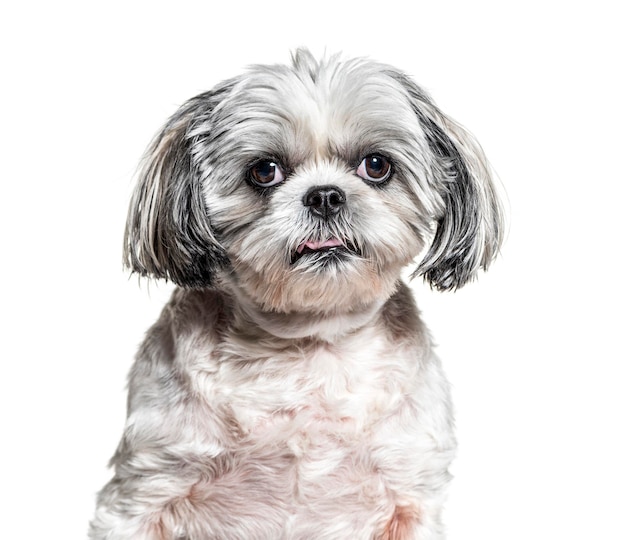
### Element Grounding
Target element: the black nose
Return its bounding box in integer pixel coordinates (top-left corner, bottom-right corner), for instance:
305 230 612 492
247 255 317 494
303 185 346 219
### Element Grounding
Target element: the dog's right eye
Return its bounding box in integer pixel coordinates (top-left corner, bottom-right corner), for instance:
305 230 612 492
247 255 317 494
249 160 285 187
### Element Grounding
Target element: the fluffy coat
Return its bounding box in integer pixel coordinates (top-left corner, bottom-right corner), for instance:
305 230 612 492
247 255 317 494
90 50 503 539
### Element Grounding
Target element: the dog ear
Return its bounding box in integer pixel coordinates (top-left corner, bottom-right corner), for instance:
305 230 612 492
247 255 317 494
392 73 504 290
123 94 228 287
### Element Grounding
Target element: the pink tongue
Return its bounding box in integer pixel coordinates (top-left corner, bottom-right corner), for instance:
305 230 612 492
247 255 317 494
297 238 343 253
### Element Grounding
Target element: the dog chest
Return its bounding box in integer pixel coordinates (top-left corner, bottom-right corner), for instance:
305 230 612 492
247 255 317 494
208 330 418 439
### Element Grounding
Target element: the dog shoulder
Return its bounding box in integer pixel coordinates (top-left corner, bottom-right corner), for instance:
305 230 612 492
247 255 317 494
126 288 229 408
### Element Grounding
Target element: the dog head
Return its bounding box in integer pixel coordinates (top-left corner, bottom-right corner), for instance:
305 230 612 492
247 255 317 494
124 49 503 314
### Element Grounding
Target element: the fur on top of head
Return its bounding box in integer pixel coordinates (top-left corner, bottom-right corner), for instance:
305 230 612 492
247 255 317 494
124 49 503 311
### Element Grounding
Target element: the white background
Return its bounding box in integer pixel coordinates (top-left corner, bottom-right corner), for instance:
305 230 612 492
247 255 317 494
2 1 624 538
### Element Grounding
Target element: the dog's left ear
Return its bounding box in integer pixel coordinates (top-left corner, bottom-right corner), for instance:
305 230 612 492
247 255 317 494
391 72 504 291
123 93 229 287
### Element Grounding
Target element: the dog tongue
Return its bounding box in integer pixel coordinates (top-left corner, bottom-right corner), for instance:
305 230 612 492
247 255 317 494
297 238 343 253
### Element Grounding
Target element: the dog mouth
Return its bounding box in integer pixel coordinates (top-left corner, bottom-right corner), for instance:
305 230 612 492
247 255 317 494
291 238 360 264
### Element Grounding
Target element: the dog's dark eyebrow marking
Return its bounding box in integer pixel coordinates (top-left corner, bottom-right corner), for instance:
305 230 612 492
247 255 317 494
327 139 384 168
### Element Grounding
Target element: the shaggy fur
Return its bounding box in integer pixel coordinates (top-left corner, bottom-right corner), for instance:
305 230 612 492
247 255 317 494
90 49 503 539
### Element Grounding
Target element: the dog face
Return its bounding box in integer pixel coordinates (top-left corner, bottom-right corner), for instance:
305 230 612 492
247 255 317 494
124 50 503 313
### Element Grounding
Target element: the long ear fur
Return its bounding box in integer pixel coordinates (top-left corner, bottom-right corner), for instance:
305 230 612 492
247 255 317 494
394 73 504 290
123 94 228 287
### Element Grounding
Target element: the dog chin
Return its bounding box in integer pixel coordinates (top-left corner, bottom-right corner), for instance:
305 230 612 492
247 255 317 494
291 246 359 268
228 254 402 317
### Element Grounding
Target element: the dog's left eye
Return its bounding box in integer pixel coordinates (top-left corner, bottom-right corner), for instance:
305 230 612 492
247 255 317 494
356 154 392 183
249 160 285 187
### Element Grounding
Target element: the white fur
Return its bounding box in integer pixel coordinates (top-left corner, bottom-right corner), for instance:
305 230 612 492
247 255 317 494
92 287 455 539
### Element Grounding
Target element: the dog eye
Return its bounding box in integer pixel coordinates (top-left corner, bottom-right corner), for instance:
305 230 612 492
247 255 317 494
356 154 392 183
249 160 285 187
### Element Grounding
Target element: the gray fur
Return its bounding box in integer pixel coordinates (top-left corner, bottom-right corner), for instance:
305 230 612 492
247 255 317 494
123 91 229 287
386 70 503 290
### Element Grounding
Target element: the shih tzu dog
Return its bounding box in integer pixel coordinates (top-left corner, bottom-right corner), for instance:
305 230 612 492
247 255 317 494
90 49 503 540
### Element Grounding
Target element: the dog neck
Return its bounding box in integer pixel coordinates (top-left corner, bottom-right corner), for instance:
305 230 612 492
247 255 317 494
225 283 387 342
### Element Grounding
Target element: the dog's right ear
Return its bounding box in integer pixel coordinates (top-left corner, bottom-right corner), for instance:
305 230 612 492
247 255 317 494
123 93 228 287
